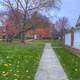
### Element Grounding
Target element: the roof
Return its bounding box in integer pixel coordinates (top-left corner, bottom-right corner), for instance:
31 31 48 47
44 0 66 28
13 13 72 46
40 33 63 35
76 16 80 27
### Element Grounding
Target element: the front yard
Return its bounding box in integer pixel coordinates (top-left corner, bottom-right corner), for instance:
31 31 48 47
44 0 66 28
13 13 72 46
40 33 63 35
0 41 44 80
0 40 80 80
52 40 80 80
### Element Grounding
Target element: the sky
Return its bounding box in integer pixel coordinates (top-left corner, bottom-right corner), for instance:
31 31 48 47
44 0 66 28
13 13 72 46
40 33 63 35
48 0 80 26
0 0 80 27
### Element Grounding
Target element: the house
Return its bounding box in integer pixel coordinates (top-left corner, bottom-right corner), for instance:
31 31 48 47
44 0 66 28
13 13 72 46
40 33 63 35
25 25 54 39
64 16 80 50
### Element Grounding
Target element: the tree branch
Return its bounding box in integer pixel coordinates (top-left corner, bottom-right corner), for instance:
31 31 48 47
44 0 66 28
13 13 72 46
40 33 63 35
18 0 25 11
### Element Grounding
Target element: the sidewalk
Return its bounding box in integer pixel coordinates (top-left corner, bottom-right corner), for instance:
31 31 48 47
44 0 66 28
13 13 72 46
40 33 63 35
34 43 68 80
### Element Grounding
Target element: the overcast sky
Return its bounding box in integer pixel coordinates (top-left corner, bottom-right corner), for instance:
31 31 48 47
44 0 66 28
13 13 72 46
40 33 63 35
0 0 80 26
48 0 80 26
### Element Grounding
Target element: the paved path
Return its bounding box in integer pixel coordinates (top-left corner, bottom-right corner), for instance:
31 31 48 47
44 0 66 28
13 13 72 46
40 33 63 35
34 43 69 80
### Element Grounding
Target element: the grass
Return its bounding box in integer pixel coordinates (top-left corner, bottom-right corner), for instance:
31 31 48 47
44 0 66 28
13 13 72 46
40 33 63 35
51 40 64 47
51 40 80 80
0 41 44 80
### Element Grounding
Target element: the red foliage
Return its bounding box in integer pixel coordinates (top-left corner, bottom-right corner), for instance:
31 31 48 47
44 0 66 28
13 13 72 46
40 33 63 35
35 28 49 38
5 20 17 35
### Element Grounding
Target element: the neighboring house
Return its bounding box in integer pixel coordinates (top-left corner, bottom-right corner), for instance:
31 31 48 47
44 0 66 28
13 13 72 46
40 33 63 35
25 25 54 39
64 16 80 50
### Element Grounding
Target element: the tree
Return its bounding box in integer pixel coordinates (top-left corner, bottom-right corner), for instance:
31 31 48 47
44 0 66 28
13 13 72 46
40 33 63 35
31 11 52 39
55 17 69 39
5 10 23 42
0 0 61 42
31 11 58 39
31 11 50 28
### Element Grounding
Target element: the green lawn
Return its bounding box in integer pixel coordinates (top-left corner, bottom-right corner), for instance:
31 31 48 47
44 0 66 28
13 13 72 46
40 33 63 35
51 40 64 47
52 40 80 80
0 41 44 80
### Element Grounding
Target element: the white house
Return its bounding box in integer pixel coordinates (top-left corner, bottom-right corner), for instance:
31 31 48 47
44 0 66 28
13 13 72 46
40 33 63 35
64 16 80 50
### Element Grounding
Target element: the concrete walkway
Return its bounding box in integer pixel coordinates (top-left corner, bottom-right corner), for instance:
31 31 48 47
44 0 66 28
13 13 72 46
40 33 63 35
34 43 69 80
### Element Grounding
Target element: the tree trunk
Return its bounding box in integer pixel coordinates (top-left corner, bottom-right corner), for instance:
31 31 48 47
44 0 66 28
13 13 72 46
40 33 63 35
20 22 25 43
6 34 13 42
20 32 25 43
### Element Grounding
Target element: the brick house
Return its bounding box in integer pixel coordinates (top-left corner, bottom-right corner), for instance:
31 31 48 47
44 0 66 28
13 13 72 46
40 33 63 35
25 26 53 39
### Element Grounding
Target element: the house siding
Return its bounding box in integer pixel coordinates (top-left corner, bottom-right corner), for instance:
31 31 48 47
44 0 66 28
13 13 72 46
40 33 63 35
64 28 80 50
65 33 71 47
73 30 80 49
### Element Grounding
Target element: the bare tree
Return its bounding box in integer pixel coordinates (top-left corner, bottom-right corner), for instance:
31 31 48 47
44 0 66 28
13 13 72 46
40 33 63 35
0 0 61 42
55 17 69 39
